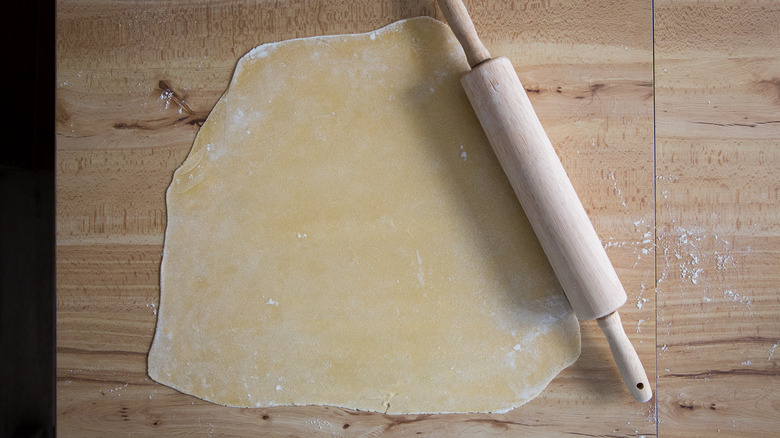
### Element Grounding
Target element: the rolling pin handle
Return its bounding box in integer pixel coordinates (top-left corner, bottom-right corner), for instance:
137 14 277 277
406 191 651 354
597 311 653 403
436 0 491 67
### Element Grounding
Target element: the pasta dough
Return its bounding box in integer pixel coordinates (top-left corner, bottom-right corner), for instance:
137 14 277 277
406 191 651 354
148 17 580 414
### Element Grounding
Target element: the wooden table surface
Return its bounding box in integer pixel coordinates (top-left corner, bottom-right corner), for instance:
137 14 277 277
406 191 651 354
56 0 779 436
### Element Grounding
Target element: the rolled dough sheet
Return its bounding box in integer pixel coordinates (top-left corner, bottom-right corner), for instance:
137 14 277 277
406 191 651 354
148 17 580 414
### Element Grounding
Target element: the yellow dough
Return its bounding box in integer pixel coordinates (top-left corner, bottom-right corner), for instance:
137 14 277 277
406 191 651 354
148 17 580 414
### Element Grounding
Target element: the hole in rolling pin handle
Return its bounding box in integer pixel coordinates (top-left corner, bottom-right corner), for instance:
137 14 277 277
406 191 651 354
636 382 644 390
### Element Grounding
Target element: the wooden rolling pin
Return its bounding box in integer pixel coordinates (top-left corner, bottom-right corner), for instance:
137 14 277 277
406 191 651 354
437 0 652 403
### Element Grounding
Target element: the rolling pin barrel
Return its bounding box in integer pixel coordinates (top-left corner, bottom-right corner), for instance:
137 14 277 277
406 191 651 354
437 0 652 403
461 57 627 321
461 57 652 404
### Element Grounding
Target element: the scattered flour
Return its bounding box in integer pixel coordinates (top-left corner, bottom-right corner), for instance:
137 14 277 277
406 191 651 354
769 342 778 361
723 290 752 306
415 250 424 287
604 168 628 207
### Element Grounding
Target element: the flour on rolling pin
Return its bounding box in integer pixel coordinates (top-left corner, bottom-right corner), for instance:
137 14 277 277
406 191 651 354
147 17 580 414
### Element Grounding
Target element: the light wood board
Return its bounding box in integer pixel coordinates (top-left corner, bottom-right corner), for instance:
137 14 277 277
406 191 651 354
55 0 778 436
654 0 780 436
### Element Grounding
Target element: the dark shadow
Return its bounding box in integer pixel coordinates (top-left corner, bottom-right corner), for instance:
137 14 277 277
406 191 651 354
0 0 56 436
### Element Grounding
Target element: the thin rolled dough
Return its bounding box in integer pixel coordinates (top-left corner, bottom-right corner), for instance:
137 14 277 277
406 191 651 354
148 17 580 414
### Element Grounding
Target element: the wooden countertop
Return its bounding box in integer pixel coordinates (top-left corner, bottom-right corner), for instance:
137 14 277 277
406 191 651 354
56 0 779 436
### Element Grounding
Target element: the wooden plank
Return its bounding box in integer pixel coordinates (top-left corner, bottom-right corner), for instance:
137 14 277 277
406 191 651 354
56 0 654 435
654 0 780 436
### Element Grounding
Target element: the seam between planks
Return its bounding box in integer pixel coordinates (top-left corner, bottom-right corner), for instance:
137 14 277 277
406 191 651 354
651 0 659 435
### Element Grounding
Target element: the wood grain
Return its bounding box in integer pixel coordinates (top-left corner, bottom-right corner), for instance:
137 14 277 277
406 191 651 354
654 0 780 436
59 0 655 436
